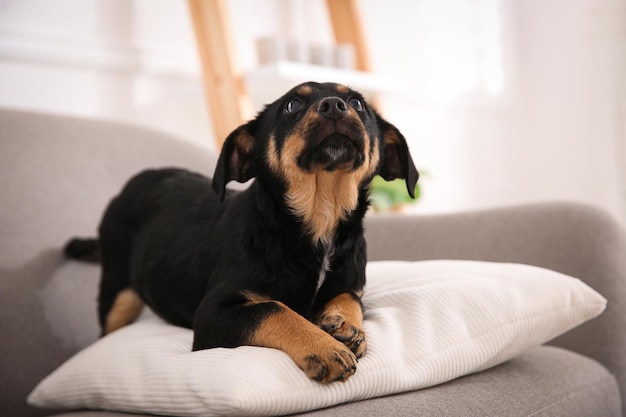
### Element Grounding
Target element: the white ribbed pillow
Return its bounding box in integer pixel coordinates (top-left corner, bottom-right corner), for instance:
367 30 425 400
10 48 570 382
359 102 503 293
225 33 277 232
28 260 606 416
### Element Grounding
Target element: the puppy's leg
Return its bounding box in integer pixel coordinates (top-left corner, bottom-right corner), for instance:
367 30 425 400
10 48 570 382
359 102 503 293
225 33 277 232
316 292 367 359
102 287 144 334
193 297 358 383
252 301 358 382
99 255 144 335
97 204 143 335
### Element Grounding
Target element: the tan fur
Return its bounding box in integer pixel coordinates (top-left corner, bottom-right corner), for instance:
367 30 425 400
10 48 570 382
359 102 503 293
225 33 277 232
241 290 271 304
384 128 401 145
266 112 381 245
238 131 255 153
287 170 363 244
335 84 350 94
316 292 367 359
104 288 144 334
250 300 357 382
318 293 363 326
266 135 281 173
297 84 313 95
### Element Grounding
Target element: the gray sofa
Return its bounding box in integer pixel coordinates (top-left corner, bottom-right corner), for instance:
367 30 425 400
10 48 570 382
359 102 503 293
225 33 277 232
1 108 624 417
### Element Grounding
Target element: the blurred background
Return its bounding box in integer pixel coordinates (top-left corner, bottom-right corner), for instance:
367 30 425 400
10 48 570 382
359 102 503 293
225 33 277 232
0 0 624 220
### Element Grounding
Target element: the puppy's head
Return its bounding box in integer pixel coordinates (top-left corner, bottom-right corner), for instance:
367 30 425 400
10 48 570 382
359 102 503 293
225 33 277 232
212 82 418 241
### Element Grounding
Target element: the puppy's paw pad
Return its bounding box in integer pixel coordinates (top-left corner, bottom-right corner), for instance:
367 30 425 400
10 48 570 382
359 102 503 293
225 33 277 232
301 343 357 383
319 314 365 352
349 329 367 359
319 314 345 333
303 355 328 382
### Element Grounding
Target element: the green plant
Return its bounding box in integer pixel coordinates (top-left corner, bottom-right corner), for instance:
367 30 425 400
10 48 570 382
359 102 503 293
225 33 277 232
369 175 421 212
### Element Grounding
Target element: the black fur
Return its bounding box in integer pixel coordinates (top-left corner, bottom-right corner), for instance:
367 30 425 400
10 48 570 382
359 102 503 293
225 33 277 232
64 238 100 262
66 82 418 378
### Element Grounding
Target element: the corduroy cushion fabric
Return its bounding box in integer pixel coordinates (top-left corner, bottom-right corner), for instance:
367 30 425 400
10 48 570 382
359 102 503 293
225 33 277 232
37 348 623 417
28 260 606 417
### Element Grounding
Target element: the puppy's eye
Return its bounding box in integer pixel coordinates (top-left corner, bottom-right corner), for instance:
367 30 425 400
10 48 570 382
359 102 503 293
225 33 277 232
348 97 364 112
284 99 303 114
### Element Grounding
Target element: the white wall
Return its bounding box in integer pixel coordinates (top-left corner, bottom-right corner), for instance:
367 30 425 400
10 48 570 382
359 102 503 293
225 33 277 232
361 0 625 221
1 0 624 221
511 0 624 218
0 0 215 149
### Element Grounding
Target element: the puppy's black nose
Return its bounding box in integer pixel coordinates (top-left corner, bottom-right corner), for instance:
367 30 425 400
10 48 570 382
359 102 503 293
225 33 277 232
317 97 348 120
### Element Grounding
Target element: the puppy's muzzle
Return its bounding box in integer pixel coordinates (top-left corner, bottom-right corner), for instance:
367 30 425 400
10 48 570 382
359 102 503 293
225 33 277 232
312 133 358 171
299 97 366 172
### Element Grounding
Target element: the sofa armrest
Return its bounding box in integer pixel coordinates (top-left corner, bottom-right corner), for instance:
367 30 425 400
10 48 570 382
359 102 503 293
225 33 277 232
364 202 626 408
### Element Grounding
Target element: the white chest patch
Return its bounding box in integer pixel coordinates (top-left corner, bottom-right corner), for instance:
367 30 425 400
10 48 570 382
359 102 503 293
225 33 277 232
316 244 334 292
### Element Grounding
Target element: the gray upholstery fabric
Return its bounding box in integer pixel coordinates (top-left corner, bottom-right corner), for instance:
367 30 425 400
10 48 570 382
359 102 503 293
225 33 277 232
294 346 621 417
0 109 216 270
365 203 626 413
1 108 623 417
0 109 216 417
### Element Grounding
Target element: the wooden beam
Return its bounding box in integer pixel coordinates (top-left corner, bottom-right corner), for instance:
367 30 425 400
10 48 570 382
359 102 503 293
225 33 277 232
326 0 371 72
188 0 247 147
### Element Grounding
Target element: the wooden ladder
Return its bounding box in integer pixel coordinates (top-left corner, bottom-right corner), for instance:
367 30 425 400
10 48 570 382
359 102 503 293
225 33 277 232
188 0 370 147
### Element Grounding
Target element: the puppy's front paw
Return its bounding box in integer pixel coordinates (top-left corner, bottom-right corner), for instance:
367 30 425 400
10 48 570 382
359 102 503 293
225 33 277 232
300 339 358 383
318 313 367 359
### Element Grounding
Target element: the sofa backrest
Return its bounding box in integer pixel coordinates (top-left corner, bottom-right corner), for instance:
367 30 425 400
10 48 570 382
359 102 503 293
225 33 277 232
0 108 218 416
0 109 218 270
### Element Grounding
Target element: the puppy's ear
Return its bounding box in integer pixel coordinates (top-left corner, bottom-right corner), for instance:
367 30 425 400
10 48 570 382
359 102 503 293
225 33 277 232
211 121 257 201
377 117 419 198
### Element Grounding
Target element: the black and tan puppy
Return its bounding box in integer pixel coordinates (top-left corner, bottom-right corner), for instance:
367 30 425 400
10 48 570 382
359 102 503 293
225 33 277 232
66 82 418 383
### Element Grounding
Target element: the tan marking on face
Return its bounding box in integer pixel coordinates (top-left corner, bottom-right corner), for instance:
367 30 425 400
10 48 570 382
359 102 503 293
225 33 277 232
104 288 144 334
270 115 381 245
250 300 357 382
297 84 313 95
335 84 350 94
266 134 281 172
282 128 307 169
